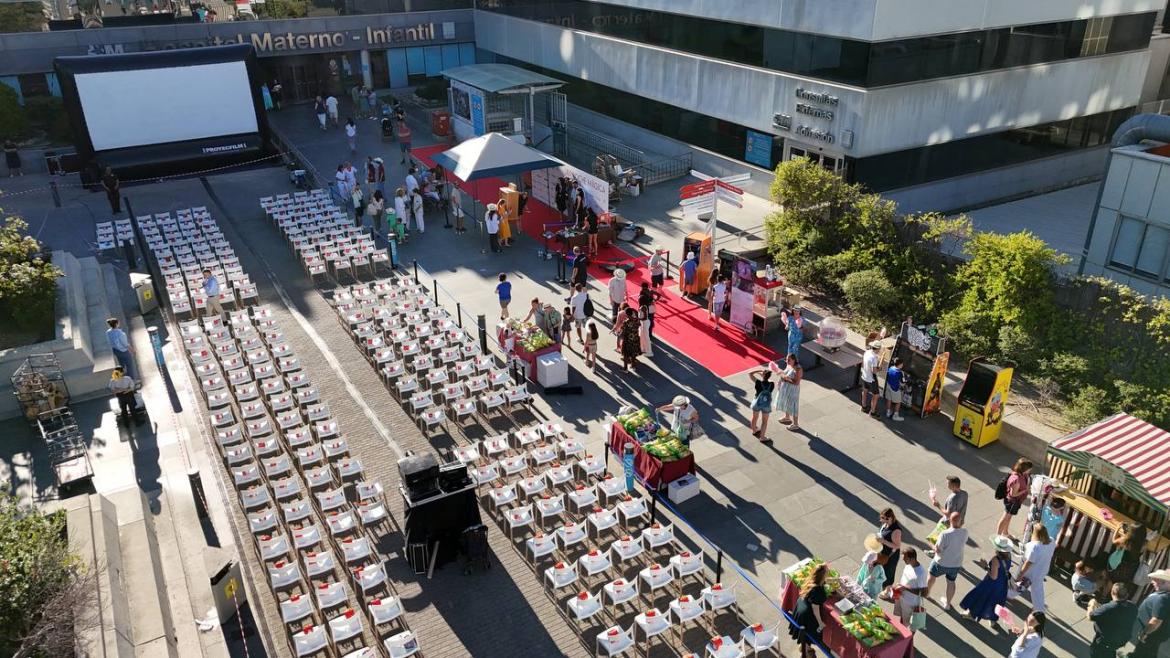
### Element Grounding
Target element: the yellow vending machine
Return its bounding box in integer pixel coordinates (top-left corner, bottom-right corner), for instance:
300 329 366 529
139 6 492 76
681 232 713 296
953 358 1014 448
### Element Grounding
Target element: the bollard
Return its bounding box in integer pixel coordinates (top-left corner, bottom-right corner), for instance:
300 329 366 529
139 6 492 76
122 239 138 270
715 550 724 584
648 493 658 527
433 279 439 305
623 443 635 493
147 326 165 369
188 468 210 519
50 181 61 208
477 314 487 355
456 302 462 328
413 259 419 283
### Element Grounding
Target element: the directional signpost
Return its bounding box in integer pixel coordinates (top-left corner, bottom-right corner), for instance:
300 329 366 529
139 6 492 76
679 171 747 243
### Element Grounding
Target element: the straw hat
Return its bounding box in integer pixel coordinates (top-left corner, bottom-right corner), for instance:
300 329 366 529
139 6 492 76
1148 569 1170 582
672 395 690 407
989 535 1012 552
863 534 882 553
487 203 498 211
614 269 626 280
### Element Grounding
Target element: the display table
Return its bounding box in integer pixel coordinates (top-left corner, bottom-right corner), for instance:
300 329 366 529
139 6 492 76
608 422 696 490
801 340 864 392
780 579 915 658
557 225 614 250
499 325 562 380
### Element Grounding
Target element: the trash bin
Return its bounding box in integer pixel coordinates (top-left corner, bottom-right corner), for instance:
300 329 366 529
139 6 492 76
431 110 451 137
205 547 244 624
130 272 158 314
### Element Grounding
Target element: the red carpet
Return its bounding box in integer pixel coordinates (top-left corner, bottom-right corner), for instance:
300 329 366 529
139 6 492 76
413 144 782 376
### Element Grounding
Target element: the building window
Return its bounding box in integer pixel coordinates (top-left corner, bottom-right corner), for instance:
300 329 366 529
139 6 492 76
1081 17 1113 56
1109 216 1170 280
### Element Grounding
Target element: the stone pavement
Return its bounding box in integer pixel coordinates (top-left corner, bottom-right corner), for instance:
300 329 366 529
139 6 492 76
263 96 1099 658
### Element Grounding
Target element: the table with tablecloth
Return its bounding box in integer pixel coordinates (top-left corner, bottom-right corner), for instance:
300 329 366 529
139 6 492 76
608 422 695 490
780 579 915 658
498 325 561 379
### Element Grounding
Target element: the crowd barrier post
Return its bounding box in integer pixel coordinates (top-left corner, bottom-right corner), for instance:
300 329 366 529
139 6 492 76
648 492 658 528
456 302 463 328
188 469 209 519
477 314 487 355
432 279 439 305
715 549 724 584
412 259 419 284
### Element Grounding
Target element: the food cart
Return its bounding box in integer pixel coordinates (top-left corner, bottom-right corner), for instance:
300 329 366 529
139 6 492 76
1045 413 1170 595
607 407 696 490
780 558 915 658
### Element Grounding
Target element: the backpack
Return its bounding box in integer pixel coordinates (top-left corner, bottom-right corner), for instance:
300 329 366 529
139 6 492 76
582 297 595 318
994 475 1008 500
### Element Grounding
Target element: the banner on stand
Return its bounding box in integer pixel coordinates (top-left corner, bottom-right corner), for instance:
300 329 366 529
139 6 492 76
532 159 609 216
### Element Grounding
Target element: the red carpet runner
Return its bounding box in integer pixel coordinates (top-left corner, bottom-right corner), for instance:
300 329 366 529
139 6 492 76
412 144 782 376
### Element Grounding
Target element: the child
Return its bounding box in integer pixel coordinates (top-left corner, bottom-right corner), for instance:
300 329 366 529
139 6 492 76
495 273 511 319
561 306 574 349
1071 561 1100 606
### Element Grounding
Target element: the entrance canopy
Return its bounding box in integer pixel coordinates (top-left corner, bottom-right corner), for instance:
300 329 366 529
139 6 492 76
433 132 559 182
441 63 563 94
1048 413 1170 512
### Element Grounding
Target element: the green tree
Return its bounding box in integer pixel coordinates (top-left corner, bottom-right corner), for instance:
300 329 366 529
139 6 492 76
262 0 310 18
0 84 26 140
0 490 94 658
842 268 896 325
940 230 1067 357
0 216 61 336
0 2 46 34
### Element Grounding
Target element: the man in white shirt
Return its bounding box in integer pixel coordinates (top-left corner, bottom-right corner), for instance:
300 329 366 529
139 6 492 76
343 162 357 193
1017 525 1056 613
925 512 967 609
896 547 927 626
203 268 223 317
405 167 419 196
485 203 501 253
568 283 588 342
860 340 880 416
325 94 339 127
647 249 666 289
607 268 627 321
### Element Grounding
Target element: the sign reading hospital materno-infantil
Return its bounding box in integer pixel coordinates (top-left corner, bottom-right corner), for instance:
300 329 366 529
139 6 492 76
129 22 446 55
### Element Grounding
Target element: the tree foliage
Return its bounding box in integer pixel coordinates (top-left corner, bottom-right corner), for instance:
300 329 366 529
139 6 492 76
263 0 310 18
0 490 86 658
0 2 45 34
0 216 61 336
0 84 26 141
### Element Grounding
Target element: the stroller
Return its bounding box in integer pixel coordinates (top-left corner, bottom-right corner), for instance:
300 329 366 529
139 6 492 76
381 117 395 142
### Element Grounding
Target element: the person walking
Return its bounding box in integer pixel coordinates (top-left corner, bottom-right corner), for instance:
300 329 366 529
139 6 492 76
325 94 339 127
101 166 121 214
884 357 906 421
107 366 142 422
748 369 774 443
485 203 501 253
894 548 927 627
397 119 412 164
1131 570 1170 658
783 306 805 356
345 118 357 154
4 139 22 176
607 268 627 321
996 458 1033 538
495 274 512 319
788 562 828 658
860 339 880 416
618 307 641 371
960 535 1014 625
774 353 802 430
1087 583 1137 658
1016 525 1056 613
637 283 659 337
105 318 136 380
393 187 408 235
1008 611 1046 658
931 475 969 525
451 185 466 233
559 305 573 349
681 252 698 292
411 189 425 234
570 246 589 287
568 283 589 343
202 268 223 317
876 508 904 599
709 276 727 330
365 190 385 236
925 512 967 610
583 318 599 370
637 302 653 358
648 248 666 290
335 164 349 201
314 95 327 130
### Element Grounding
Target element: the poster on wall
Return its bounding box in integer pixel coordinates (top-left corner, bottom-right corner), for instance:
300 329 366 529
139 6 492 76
451 83 470 121
729 256 755 330
470 91 485 136
531 160 609 217
744 129 775 169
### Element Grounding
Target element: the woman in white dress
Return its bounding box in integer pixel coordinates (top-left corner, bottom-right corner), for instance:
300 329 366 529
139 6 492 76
638 304 653 357
411 190 425 233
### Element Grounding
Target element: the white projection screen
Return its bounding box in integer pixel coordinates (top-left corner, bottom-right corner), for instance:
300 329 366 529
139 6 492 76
74 61 259 151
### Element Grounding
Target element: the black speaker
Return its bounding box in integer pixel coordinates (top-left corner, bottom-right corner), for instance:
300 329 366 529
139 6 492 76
398 452 439 500
438 460 471 492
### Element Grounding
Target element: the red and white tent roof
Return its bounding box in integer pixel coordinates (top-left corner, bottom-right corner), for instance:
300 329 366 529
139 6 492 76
1049 413 1170 511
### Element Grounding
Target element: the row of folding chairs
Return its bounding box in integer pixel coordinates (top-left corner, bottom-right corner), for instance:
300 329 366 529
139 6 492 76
260 193 390 282
95 218 133 250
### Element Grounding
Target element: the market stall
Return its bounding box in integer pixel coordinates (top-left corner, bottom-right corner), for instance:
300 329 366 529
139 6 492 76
608 408 695 490
498 320 560 380
1045 413 1170 590
780 558 915 658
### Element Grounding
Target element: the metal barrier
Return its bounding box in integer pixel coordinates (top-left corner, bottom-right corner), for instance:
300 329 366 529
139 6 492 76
565 123 693 187
641 152 694 185
566 124 646 168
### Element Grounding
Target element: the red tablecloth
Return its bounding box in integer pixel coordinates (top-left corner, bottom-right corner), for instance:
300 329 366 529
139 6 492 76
608 423 696 490
498 327 561 379
780 580 915 658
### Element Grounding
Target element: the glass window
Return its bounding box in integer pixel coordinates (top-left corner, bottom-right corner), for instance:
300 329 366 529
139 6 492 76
480 0 1154 87
1110 216 1145 269
1137 223 1170 278
405 47 426 75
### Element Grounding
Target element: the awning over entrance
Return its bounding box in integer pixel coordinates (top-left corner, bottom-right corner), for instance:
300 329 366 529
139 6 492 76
440 63 563 94
1048 413 1170 512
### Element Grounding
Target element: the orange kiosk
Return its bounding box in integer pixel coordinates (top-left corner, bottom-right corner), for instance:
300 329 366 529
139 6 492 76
681 232 713 296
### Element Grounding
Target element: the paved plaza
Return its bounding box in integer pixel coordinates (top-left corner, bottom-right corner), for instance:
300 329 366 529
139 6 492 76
0 97 1106 658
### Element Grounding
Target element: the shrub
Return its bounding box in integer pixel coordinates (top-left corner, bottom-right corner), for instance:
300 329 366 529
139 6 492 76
264 0 310 18
1064 385 1111 428
415 78 448 102
997 325 1041 369
0 216 61 335
842 268 896 324
0 84 26 140
1039 352 1090 392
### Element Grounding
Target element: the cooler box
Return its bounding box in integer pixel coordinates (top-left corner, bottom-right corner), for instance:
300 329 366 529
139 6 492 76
667 473 700 504
536 353 568 388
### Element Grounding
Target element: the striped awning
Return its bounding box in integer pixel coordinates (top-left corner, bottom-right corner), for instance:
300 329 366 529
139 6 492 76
1048 413 1170 513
